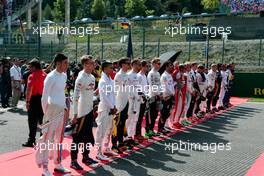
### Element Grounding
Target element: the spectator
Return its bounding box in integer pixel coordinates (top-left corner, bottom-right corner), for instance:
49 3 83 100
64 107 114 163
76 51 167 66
0 59 12 108
10 58 22 108
110 61 119 80
93 59 102 89
22 59 46 147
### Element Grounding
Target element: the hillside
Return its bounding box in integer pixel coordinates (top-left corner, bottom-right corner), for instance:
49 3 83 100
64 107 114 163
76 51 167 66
62 39 263 72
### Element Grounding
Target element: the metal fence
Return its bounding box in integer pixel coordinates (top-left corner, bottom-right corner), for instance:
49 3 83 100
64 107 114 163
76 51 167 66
66 32 263 66
0 15 263 70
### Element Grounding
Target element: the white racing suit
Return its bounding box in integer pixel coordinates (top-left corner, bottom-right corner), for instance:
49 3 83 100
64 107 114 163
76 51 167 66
114 69 129 113
95 72 115 153
206 70 217 111
112 69 129 146
35 103 65 167
136 71 149 136
146 68 161 132
219 70 228 107
126 70 141 138
184 72 194 118
159 71 174 130
196 72 207 112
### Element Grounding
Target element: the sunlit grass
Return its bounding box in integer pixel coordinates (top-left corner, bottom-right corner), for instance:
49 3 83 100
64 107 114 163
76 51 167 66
249 98 264 102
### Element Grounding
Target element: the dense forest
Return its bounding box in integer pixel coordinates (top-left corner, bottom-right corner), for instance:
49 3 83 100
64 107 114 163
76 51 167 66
42 0 215 21
1 0 263 22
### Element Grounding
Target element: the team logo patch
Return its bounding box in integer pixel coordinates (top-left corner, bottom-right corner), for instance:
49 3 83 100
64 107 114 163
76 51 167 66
87 83 95 90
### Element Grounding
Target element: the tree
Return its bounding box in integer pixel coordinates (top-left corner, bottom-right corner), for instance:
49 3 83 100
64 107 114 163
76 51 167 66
79 0 92 18
0 3 3 20
125 0 146 17
188 0 203 14
165 0 184 13
145 0 164 15
43 0 55 8
115 0 126 17
43 4 54 20
71 0 82 20
201 0 220 11
105 0 115 17
91 0 106 20
145 10 155 16
164 0 204 14
54 0 64 22
54 0 81 22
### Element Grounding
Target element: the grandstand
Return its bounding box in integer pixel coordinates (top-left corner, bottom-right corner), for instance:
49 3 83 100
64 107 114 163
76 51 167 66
0 0 37 28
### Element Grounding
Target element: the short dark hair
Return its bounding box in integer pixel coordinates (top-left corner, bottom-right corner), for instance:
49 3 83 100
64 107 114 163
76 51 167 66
119 57 130 68
102 61 113 71
141 60 148 67
29 58 41 70
13 57 19 62
217 63 222 69
164 61 172 69
95 59 101 66
191 62 198 66
131 59 141 66
53 53 68 65
151 58 160 65
179 64 185 70
80 55 93 65
198 65 204 69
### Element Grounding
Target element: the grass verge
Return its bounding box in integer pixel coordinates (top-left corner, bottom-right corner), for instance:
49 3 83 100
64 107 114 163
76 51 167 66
248 98 264 102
